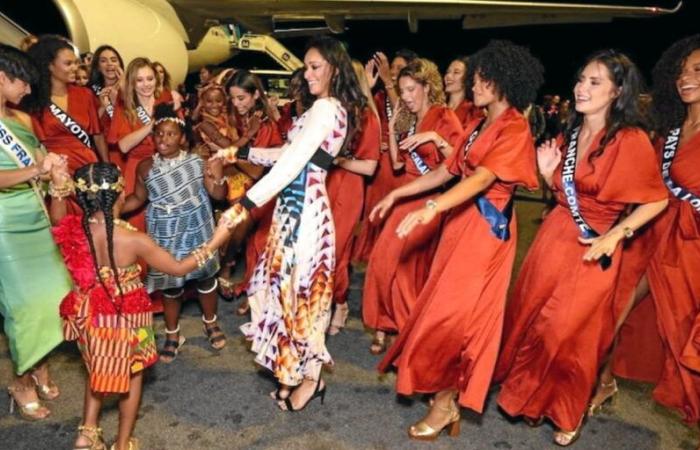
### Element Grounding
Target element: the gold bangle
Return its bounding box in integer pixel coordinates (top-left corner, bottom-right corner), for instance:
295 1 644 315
48 180 75 199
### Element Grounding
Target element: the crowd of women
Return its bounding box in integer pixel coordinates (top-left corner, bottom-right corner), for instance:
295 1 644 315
0 30 699 450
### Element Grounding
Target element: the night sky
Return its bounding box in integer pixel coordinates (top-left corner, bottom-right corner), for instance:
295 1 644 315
4 0 696 97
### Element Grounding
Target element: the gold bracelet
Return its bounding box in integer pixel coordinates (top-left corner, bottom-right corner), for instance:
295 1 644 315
191 244 215 269
48 180 75 199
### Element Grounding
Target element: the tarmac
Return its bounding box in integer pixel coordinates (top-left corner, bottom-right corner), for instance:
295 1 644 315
0 196 698 450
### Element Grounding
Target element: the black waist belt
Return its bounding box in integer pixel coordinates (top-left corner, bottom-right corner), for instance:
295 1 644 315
310 148 334 170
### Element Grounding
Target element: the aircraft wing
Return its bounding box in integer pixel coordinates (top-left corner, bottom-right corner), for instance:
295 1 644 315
168 0 682 36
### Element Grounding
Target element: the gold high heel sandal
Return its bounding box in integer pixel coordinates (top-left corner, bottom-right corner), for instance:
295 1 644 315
328 303 349 335
587 379 618 416
30 370 60 401
553 416 586 447
109 437 139 450
408 399 461 441
74 425 106 450
7 385 50 421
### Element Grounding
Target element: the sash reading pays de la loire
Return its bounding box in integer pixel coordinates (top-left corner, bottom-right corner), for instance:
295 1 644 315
463 119 514 241
0 119 49 218
561 126 611 270
662 127 700 214
91 84 114 118
49 103 93 149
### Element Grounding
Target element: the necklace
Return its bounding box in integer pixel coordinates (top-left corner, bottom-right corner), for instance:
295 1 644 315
152 150 187 173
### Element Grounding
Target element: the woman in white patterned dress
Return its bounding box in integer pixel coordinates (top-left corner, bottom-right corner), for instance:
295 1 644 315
218 36 365 411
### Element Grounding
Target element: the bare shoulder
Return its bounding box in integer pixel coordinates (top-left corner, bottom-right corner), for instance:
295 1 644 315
8 109 34 132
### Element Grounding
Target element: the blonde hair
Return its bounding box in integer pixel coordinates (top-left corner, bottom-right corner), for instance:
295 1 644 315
394 58 445 134
123 57 162 124
352 60 379 121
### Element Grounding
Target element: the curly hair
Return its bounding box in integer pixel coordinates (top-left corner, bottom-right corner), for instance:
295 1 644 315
393 58 445 133
466 40 544 112
21 35 75 113
305 35 367 150
652 34 700 135
74 162 124 302
89 45 124 89
564 49 648 163
0 44 39 85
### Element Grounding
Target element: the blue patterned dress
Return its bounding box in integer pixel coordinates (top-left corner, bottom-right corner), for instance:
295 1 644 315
144 151 219 292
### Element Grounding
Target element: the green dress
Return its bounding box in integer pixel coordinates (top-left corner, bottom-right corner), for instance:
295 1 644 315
0 117 71 375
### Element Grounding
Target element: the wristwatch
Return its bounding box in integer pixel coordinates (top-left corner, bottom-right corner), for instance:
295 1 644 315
425 199 438 210
622 226 634 238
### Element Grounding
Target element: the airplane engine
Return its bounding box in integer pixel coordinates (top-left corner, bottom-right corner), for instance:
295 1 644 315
1 0 237 85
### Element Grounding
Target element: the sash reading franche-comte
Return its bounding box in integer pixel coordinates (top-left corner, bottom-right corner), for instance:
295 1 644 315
662 127 700 214
49 102 93 149
0 119 49 218
561 126 611 270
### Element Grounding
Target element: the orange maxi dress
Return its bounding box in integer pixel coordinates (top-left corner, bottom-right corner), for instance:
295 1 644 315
352 90 399 264
453 98 484 130
107 91 173 231
32 85 101 174
378 108 538 412
643 130 700 423
495 128 667 430
327 108 381 304
362 105 464 334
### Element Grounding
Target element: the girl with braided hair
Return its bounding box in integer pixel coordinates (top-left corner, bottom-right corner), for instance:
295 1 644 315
123 103 228 362
48 161 231 450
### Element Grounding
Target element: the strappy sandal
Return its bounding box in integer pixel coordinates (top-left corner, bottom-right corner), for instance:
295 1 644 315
159 325 186 364
217 276 235 300
7 384 50 421
30 367 60 401
328 302 349 335
236 297 250 316
278 379 326 412
109 437 138 450
553 416 586 447
369 332 387 355
587 379 618 416
74 425 106 450
202 314 227 350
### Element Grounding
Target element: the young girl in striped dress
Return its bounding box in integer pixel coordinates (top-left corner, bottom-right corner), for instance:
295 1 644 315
123 103 228 363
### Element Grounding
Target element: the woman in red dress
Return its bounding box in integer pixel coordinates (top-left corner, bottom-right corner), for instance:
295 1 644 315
222 70 284 313
495 50 669 446
89 45 124 170
362 58 464 354
24 36 108 175
326 60 381 334
376 40 543 441
352 49 418 264
604 36 700 433
108 57 173 231
444 56 483 129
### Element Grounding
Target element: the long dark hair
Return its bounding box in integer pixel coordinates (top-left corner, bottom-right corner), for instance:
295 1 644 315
22 35 75 113
225 69 276 120
287 67 314 112
652 34 700 135
564 49 648 163
305 36 366 149
89 45 124 88
74 162 124 300
0 44 38 85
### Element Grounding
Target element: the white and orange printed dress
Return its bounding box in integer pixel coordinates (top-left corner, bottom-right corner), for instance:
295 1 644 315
234 97 348 386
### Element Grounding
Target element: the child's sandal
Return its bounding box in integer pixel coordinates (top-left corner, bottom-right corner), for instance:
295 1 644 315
202 315 226 350
159 325 185 364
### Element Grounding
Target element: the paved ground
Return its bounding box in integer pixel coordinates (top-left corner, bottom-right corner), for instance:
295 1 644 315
1 195 698 449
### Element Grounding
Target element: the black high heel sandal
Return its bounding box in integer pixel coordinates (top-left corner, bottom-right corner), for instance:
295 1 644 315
279 379 326 412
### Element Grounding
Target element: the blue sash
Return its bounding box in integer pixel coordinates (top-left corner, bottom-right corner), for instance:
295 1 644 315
662 127 700 214
462 120 513 241
402 121 433 175
561 126 611 270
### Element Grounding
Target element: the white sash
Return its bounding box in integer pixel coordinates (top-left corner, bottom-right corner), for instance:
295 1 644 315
0 119 49 218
